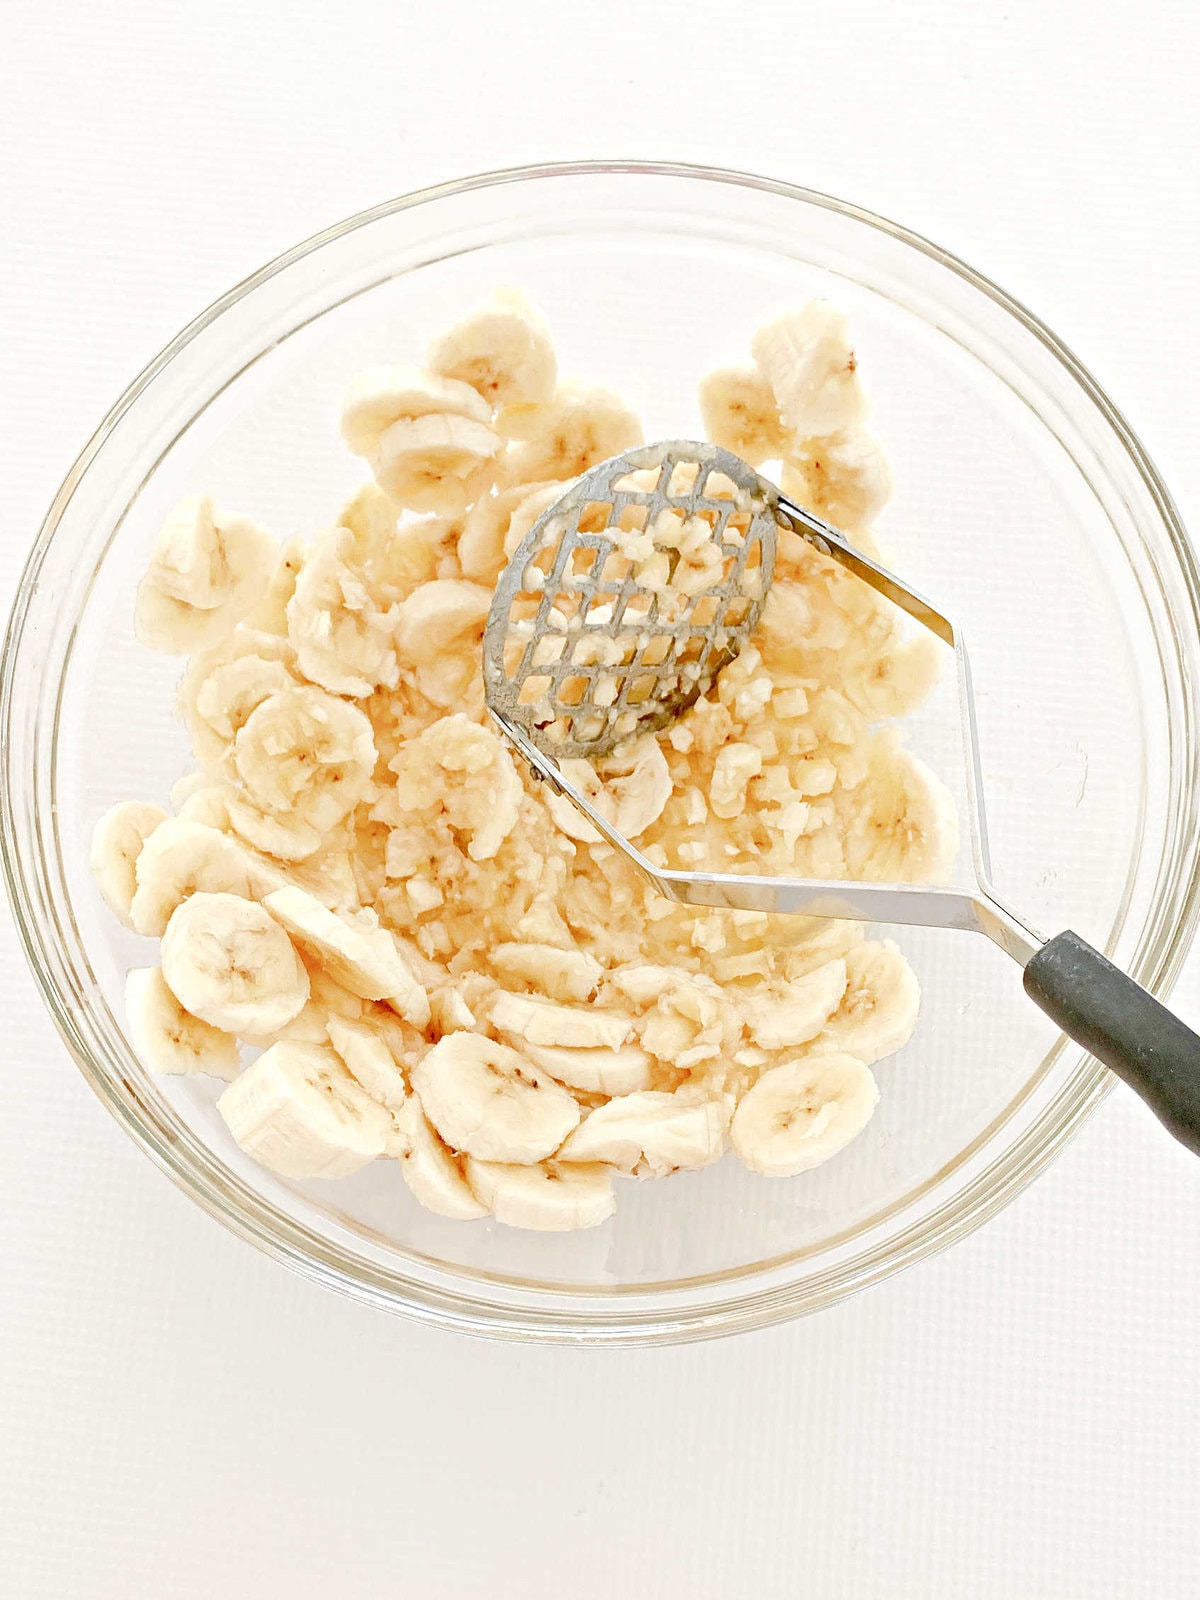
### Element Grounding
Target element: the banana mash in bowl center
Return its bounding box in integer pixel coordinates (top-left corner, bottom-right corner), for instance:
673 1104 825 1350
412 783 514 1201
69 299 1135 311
7 165 1196 1340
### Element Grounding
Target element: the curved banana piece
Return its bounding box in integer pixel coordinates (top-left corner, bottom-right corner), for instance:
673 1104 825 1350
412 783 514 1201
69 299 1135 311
546 736 673 845
457 478 561 582
393 1098 488 1219
233 685 376 838
781 424 892 535
698 365 793 466
218 1040 393 1180
134 496 278 654
286 526 400 696
841 730 959 884
129 818 257 937
489 942 602 1004
745 959 848 1051
371 412 500 515
326 1014 410 1114
751 302 868 438
90 800 168 925
263 886 430 1026
428 292 558 410
160 891 310 1035
389 713 522 862
464 1156 614 1231
489 991 635 1052
811 940 921 1065
125 966 241 1080
556 1089 728 1177
731 1052 878 1176
497 385 642 486
524 1040 654 1097
411 1031 580 1165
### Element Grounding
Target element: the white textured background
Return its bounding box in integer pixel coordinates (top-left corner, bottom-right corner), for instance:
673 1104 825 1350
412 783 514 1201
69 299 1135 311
4 3 1200 1595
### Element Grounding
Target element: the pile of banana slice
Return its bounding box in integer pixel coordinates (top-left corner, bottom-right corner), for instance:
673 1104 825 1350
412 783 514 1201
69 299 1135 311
91 292 957 1230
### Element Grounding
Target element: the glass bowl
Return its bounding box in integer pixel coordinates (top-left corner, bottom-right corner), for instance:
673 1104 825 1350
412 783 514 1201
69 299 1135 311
4 161 1199 1345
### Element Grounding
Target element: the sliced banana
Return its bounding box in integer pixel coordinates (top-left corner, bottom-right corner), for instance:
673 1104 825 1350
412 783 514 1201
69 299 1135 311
129 818 257 937
160 891 310 1035
427 291 558 410
841 730 959 883
464 1156 614 1231
233 685 376 838
389 713 522 862
781 424 892 534
371 411 500 515
751 302 868 438
326 1014 410 1113
134 496 278 654
839 612 941 723
185 653 297 775
489 942 602 1003
524 1040 653 1097
501 480 571 560
458 478 561 582
498 385 643 486
730 1053 878 1176
286 525 400 696
698 365 792 465
557 1090 728 1177
218 1040 394 1180
393 578 491 708
745 959 848 1051
394 1098 488 1220
411 1031 580 1164
489 991 634 1051
90 800 168 925
124 966 241 1080
244 537 307 635
263 886 430 1027
810 939 920 1064
340 366 491 454
545 736 673 845
226 798 323 863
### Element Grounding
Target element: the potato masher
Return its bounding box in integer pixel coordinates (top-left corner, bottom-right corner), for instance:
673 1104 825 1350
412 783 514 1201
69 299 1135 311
483 440 1200 1154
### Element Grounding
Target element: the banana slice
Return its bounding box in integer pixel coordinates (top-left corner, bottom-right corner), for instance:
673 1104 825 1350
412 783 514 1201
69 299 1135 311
244 538 307 635
428 291 558 410
286 526 400 696
781 425 892 534
524 1040 653 1096
218 1040 394 1179
464 1156 614 1231
709 742 763 821
393 578 491 708
185 653 297 775
90 800 168 925
389 713 522 862
811 940 920 1064
263 886 430 1027
489 991 634 1051
134 496 278 654
340 366 491 454
500 481 572 560
841 731 959 883
745 959 848 1050
371 413 500 514
546 736 673 845
457 478 561 582
698 365 792 465
232 685 376 838
751 302 868 438
160 891 310 1035
498 385 643 486
393 1098 488 1220
124 966 241 1080
326 1014 410 1113
411 1031 580 1164
556 1089 728 1177
489 942 602 1003
226 799 323 863
129 818 257 937
730 1053 878 1176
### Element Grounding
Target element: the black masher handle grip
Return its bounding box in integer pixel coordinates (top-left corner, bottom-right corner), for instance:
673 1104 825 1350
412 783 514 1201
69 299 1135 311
1023 930 1200 1156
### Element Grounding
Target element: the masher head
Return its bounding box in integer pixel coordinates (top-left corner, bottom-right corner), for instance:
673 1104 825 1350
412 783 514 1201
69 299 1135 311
483 441 778 760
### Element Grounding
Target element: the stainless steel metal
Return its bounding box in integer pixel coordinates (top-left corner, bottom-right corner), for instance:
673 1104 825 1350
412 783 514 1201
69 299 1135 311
483 441 777 758
485 440 1044 968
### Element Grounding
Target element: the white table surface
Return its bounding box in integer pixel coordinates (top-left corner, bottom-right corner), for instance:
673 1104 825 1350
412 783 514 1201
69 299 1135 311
4 2 1200 1594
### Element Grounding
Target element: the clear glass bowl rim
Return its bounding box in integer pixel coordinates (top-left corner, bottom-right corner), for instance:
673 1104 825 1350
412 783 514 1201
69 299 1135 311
4 158 1200 1345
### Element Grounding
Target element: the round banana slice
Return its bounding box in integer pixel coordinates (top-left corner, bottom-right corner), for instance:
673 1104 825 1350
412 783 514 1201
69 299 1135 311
780 425 892 535
186 653 297 775
134 496 278 655
411 1031 581 1165
427 292 558 411
124 966 241 1080
129 818 257 937
730 1053 878 1176
389 713 522 862
497 385 643 486
841 731 959 884
744 958 848 1051
326 1015 409 1113
340 366 492 456
488 942 602 1004
285 526 400 697
370 412 500 513
524 1040 654 1097
395 577 490 667
393 1098 487 1220
750 302 869 438
556 1089 729 1177
839 612 941 723
176 784 234 830
90 800 168 925
218 1040 394 1180
500 480 572 561
546 736 673 845
233 685 376 838
489 991 635 1051
464 1156 614 1232
457 478 561 582
698 365 793 466
160 891 310 1035
811 940 920 1065
263 886 430 1027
